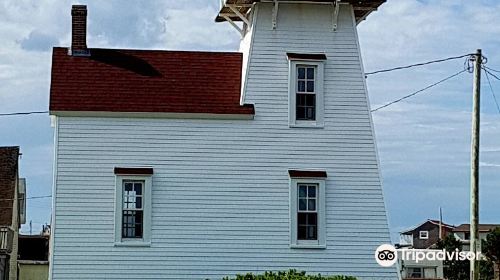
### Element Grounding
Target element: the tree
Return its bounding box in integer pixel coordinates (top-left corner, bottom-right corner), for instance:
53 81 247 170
483 227 500 280
437 234 469 280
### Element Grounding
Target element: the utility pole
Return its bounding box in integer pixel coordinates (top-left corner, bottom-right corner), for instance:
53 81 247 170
470 49 482 280
439 207 443 240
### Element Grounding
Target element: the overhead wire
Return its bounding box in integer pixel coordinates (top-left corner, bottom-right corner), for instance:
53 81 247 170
483 67 500 114
0 111 48 117
483 66 500 74
365 53 474 76
370 69 467 112
0 195 52 202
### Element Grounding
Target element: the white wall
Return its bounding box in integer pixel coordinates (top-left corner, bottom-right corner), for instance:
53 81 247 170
51 3 397 280
454 232 490 251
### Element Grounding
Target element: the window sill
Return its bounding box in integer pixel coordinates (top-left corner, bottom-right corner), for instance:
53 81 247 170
114 241 151 247
290 244 326 249
289 122 324 129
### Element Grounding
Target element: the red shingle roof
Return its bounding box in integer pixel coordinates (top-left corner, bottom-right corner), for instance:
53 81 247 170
49 47 254 116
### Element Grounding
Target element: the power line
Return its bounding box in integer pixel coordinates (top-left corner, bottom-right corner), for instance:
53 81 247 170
483 68 500 114
27 195 52 199
365 54 474 76
484 66 500 74
0 195 52 202
371 69 467 113
0 111 48 116
483 67 500 82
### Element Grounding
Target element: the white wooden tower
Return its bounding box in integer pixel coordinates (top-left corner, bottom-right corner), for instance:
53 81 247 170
216 1 398 279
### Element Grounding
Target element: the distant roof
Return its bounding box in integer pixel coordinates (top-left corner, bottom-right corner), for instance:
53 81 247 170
453 224 500 233
49 47 254 117
0 147 19 226
401 219 454 234
216 0 386 24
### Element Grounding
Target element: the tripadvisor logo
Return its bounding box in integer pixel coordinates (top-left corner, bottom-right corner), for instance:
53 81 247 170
375 244 397 267
374 244 483 267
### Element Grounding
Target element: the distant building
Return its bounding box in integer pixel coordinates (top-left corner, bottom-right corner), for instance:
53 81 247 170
18 234 50 280
398 220 454 280
399 219 454 249
0 146 26 280
399 252 444 280
453 223 500 251
398 220 500 280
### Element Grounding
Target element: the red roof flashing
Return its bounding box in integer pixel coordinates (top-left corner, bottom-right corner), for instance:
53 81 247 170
49 47 254 116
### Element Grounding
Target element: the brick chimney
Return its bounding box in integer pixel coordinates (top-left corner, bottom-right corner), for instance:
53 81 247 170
70 5 89 56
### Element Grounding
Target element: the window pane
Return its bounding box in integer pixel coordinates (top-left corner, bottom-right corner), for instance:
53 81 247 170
124 182 133 192
298 225 307 240
136 196 142 209
135 223 143 238
307 213 317 225
308 185 316 198
123 196 136 209
299 185 307 197
122 210 143 238
308 199 316 211
298 67 305 79
296 107 305 120
306 81 314 92
298 213 318 240
307 67 314 79
297 81 306 92
135 211 143 225
298 213 306 225
307 225 317 240
305 94 316 106
134 183 142 195
297 94 305 106
296 93 316 121
306 107 315 120
299 199 307 211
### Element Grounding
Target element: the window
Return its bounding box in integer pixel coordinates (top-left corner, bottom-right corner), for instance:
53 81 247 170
287 55 325 128
296 66 316 121
122 180 144 239
18 178 26 224
297 183 318 240
408 267 423 278
289 172 326 248
114 167 152 246
464 232 470 240
419 231 429 239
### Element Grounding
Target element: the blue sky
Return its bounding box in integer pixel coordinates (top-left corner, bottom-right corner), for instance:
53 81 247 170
0 0 499 241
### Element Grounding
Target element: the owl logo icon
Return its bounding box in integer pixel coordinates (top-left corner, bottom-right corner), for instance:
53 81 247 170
375 244 397 267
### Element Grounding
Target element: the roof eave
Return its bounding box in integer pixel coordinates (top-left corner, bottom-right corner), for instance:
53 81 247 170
49 110 255 120
215 0 386 24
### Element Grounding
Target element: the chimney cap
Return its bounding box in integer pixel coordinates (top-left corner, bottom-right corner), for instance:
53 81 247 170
71 4 87 15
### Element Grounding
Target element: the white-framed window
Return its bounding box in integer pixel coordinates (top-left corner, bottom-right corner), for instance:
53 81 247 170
464 232 470 240
288 58 325 128
114 170 152 246
419 230 429 239
408 267 423 278
290 178 326 248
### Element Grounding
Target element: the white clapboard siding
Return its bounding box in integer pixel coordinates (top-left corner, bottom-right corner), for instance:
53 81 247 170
51 3 398 280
